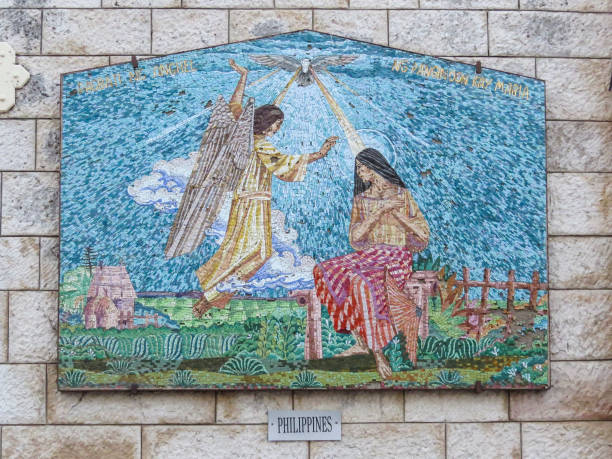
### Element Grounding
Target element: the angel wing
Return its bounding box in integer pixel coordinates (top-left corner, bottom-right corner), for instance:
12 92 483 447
249 54 301 72
311 55 357 70
164 97 254 259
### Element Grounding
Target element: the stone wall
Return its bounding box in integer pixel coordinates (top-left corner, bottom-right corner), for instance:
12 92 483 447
0 1 610 457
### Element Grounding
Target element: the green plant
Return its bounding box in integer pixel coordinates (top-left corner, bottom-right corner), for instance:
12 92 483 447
383 335 413 372
171 370 198 387
58 369 87 387
436 370 462 386
104 359 140 375
290 370 323 388
490 355 547 386
219 354 268 376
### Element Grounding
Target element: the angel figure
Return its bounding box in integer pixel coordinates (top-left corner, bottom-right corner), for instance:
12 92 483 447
164 59 338 317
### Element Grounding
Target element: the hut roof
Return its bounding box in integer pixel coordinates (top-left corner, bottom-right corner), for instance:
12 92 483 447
87 265 137 299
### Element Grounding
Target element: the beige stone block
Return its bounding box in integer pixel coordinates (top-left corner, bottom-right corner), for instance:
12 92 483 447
489 12 612 57
0 120 35 170
216 391 292 424
2 425 141 458
521 0 612 11
108 55 154 65
0 237 39 289
548 173 611 235
314 9 388 45
42 9 150 55
40 237 58 289
350 0 418 7
0 292 7 362
36 119 60 171
294 390 403 422
522 422 612 458
549 237 611 288
184 0 272 6
537 58 612 121
143 425 308 459
510 361 612 420
550 290 612 360
444 56 536 77
9 291 57 362
277 0 348 7
47 365 215 424
447 423 521 459
547 121 612 172
390 10 488 56
311 423 445 458
0 9 41 55
103 0 179 6
0 56 108 119
229 10 312 42
422 0 518 7
0 364 45 424
1 172 59 235
152 9 228 55
0 0 99 6
405 391 508 422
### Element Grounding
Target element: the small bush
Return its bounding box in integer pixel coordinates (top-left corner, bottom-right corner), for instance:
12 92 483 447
219 355 267 376
290 370 323 389
171 370 198 387
436 369 462 386
104 359 140 375
58 369 87 387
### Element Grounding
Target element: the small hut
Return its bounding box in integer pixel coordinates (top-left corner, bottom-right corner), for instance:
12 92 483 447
84 264 137 329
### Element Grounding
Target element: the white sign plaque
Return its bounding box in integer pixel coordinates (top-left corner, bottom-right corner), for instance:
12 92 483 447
268 410 341 441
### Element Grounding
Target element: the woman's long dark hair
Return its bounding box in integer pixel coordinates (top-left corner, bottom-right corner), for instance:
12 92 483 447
354 148 406 196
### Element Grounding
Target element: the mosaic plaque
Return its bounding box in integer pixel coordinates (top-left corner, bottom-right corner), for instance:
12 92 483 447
59 31 548 390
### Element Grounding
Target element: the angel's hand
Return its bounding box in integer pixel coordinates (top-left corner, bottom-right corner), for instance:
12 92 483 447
229 59 248 76
319 136 339 155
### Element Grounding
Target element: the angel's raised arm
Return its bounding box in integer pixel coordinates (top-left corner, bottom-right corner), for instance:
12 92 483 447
228 59 248 120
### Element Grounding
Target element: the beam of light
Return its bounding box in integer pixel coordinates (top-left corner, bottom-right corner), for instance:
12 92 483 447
273 69 300 106
311 68 365 156
248 68 280 87
144 108 210 146
322 69 430 150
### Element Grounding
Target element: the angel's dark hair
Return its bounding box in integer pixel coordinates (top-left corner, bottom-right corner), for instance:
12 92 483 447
253 104 284 135
354 148 406 196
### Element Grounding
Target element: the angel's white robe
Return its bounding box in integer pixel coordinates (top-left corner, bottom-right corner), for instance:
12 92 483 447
195 135 308 308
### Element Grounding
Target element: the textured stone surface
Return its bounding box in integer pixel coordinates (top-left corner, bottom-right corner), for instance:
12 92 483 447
547 121 612 172
549 237 612 288
9 291 57 362
311 423 445 458
294 390 403 422
184 0 273 6
0 364 45 423
0 237 39 289
390 11 488 56
510 361 612 420
521 0 612 11
422 0 518 8
36 119 60 171
152 10 228 54
523 422 612 458
108 55 154 65
444 56 536 76
1 172 59 235
548 173 611 234
2 426 141 458
537 58 612 121
550 290 612 360
405 391 508 422
0 0 99 6
0 56 108 118
103 0 179 6
314 9 388 45
277 0 348 7
447 423 521 459
143 425 308 458
47 365 215 424
229 9 312 42
0 9 41 55
42 9 150 55
0 120 35 170
40 237 59 289
216 391 292 423
490 12 612 57
350 0 418 7
0 292 7 362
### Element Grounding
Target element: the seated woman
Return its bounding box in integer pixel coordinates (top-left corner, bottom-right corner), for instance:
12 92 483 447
313 148 429 379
